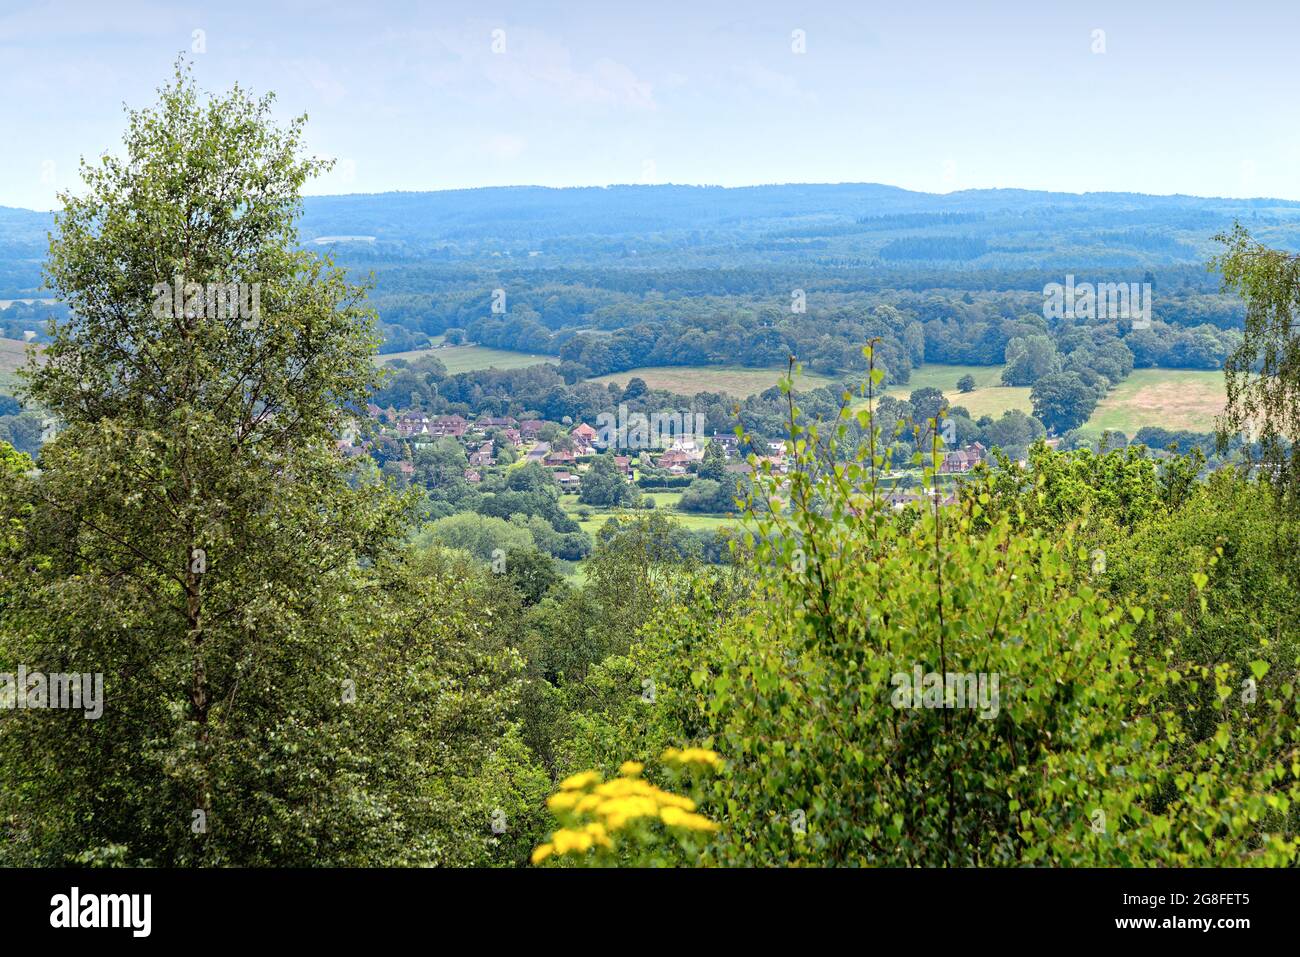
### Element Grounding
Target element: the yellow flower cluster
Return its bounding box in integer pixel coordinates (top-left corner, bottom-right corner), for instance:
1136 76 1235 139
660 746 723 769
531 822 610 864
530 753 721 865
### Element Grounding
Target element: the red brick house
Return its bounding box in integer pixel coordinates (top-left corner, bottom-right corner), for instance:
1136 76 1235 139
432 415 468 438
939 442 986 474
657 449 691 470
544 448 577 468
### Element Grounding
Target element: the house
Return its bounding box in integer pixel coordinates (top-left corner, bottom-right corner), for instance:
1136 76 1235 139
712 433 740 457
613 455 632 477
365 403 383 420
544 448 577 468
657 449 691 470
553 470 582 493
754 455 788 474
432 414 469 438
519 420 548 440
468 441 495 467
396 461 415 479
395 414 431 438
502 428 522 447
667 436 706 461
476 415 517 430
939 443 986 474
464 468 482 483
571 422 598 443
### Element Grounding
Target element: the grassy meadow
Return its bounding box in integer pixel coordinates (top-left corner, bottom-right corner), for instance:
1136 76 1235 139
591 364 835 398
560 490 738 539
1079 368 1226 437
377 343 551 374
877 363 1033 420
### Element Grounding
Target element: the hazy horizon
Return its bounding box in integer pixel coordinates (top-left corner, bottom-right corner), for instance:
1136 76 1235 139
7 179 1300 216
3 0 1298 210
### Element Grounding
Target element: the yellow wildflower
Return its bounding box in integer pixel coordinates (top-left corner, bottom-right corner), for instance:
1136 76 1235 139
660 805 721 832
619 760 644 777
661 747 722 768
657 792 696 811
552 828 595 855
531 843 554 865
546 790 581 812
559 770 601 791
583 822 613 849
595 777 654 798
598 796 661 830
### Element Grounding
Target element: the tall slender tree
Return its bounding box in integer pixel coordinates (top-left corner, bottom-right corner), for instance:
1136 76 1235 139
0 63 535 865
1213 223 1300 506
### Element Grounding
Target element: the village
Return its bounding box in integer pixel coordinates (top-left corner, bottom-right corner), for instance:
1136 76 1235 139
340 405 768 489
336 403 992 514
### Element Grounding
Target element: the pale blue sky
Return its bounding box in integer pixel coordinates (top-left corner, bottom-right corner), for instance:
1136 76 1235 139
2 0 1298 209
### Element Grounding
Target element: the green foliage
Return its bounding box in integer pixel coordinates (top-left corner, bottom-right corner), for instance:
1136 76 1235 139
0 66 544 866
1213 224 1300 509
965 440 1167 536
698 438 726 482
503 546 562 606
422 511 534 563
1031 371 1100 432
679 475 743 514
579 453 635 507
579 349 1300 866
1002 335 1059 386
1105 471 1300 745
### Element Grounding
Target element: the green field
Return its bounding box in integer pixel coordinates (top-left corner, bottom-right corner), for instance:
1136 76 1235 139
377 344 550 374
872 362 1226 437
591 364 834 398
1079 369 1226 437
878 363 1032 420
560 491 739 537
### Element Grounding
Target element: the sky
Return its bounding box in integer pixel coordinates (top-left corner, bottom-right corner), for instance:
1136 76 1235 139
2 0 1299 210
